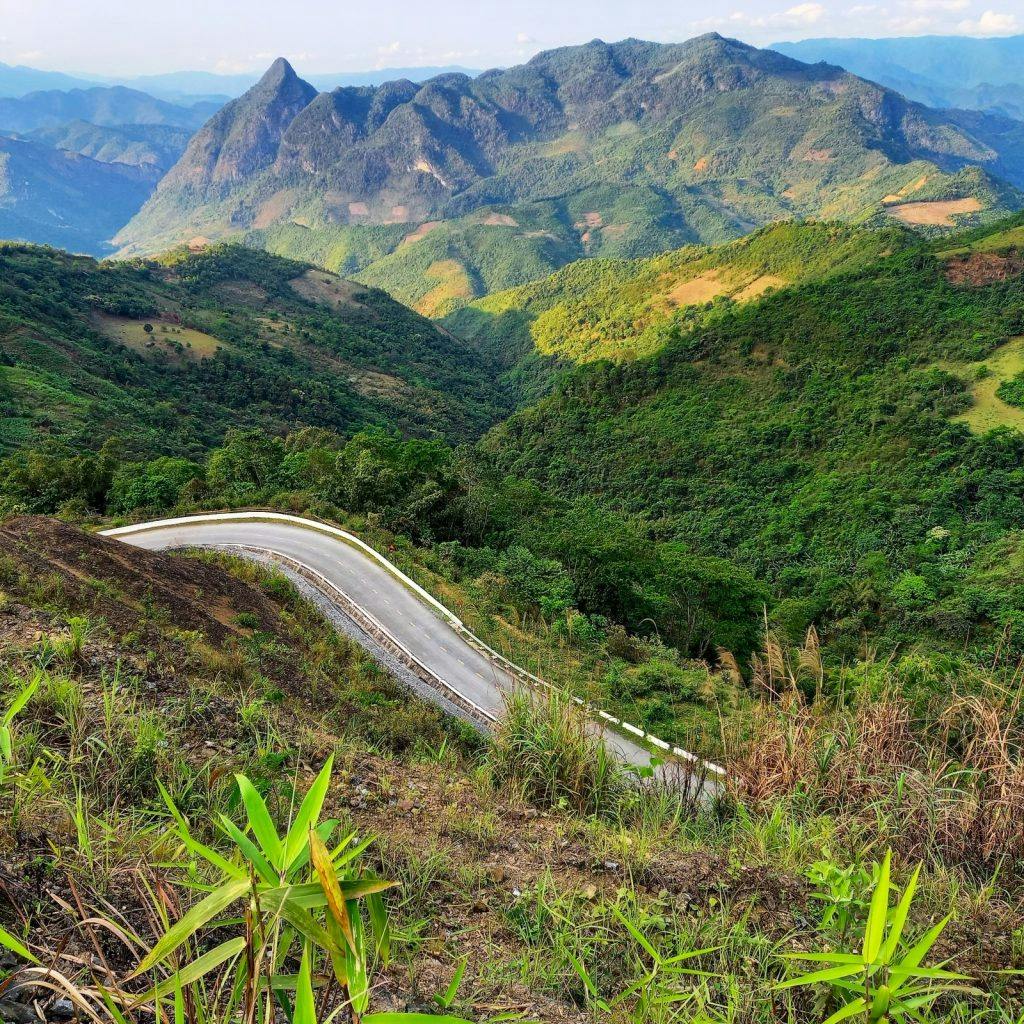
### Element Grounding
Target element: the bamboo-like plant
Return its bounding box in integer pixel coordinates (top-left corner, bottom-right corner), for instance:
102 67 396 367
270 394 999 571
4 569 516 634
136 756 473 1024
777 850 979 1024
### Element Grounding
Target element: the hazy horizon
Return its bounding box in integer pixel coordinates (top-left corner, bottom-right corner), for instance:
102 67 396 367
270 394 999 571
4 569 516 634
0 0 1020 78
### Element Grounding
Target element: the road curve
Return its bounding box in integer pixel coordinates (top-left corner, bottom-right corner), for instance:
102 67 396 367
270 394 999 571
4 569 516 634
103 513 721 777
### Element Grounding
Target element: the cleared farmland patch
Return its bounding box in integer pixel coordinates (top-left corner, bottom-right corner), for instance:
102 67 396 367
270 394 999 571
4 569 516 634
94 314 225 365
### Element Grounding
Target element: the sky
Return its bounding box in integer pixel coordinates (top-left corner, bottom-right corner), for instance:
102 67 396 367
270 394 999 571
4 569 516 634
0 0 1021 77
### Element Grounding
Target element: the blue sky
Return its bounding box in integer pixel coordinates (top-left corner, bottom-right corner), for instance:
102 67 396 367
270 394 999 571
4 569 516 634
0 0 1020 76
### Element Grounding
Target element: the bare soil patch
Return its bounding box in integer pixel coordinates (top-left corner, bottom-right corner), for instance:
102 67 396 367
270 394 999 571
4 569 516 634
480 212 519 227
887 197 982 227
288 268 366 310
663 269 727 307
253 189 299 229
945 251 1024 288
734 274 786 301
400 220 443 247
416 259 474 318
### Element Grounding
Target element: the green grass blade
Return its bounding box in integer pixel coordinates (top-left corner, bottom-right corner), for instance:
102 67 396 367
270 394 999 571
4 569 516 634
133 876 250 976
282 756 333 870
235 774 282 869
863 850 891 963
775 963 863 991
293 947 316 1024
132 937 246 1005
878 862 921 962
821 998 868 1024
0 923 38 964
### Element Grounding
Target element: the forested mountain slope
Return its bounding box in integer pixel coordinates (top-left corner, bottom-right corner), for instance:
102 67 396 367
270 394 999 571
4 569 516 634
445 221 913 394
474 215 1024 658
0 242 507 457
116 35 1024 314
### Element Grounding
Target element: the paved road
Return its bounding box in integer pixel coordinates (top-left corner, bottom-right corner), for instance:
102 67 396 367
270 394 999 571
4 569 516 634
108 516 664 770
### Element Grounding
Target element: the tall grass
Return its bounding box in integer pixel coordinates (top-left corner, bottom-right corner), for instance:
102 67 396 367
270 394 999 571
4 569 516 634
726 634 1024 877
487 688 626 815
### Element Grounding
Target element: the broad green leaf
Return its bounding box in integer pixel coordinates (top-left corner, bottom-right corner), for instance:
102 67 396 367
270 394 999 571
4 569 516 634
133 937 246 1005
439 956 467 1007
293 947 316 1024
282 757 333 870
134 876 250 975
821 998 868 1024
276 898 342 955
878 862 921 963
235 774 282 868
367 891 390 964
0 922 38 963
863 850 891 963
897 916 951 973
780 952 863 964
3 676 38 726
219 815 277 884
775 963 863 990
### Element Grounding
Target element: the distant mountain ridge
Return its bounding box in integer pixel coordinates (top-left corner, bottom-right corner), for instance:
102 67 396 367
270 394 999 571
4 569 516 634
0 135 160 251
0 60 482 102
115 34 1024 314
0 85 218 133
772 35 1024 119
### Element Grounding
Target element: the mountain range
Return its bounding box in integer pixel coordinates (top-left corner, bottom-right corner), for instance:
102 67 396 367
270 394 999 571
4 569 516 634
115 34 1024 315
774 35 1024 119
0 60 482 102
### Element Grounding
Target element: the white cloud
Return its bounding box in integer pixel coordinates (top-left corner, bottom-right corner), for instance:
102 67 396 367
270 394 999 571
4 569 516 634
781 2 827 24
903 0 968 9
692 2 828 33
957 8 1021 32
515 32 535 44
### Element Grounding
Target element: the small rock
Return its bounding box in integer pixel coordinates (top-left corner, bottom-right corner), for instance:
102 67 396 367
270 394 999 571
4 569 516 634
603 860 620 872
49 999 75 1019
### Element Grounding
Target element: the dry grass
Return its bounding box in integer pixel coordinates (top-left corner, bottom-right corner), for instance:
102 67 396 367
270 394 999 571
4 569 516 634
727 631 1024 876
93 314 224 365
287 268 365 310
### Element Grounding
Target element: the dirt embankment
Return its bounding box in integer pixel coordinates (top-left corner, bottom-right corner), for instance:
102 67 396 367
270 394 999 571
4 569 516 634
0 516 283 644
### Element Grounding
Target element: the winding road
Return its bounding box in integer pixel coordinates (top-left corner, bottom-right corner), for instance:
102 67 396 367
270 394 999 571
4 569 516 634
103 513 722 779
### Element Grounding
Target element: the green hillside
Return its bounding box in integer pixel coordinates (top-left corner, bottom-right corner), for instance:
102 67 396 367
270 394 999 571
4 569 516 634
446 221 912 383
467 214 1024 659
0 242 508 457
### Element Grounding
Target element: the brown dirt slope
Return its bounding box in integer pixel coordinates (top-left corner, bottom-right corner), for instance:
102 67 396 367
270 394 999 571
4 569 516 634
0 516 282 643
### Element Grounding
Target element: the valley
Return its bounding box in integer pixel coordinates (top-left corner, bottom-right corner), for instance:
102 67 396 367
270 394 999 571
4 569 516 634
1 20 1024 1024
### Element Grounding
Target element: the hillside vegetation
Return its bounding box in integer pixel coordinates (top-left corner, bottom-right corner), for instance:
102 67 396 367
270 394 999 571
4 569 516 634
0 514 1021 1023
116 35 1024 312
0 242 508 456
446 221 911 376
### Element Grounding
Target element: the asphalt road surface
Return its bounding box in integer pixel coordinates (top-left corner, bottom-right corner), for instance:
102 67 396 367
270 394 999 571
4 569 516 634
108 516 667 770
